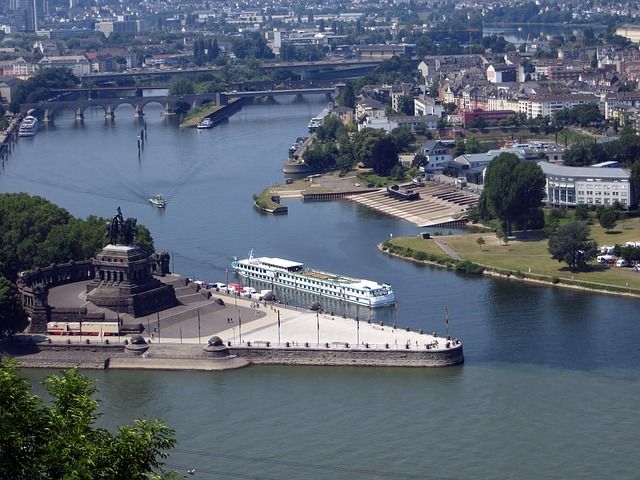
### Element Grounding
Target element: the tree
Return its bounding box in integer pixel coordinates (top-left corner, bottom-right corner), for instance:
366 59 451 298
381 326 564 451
480 153 546 236
337 82 356 108
476 237 485 249
0 360 181 480
369 136 399 176
169 79 194 95
453 138 465 157
396 95 414 115
390 126 414 153
631 160 640 196
598 206 618 232
548 221 597 270
466 137 481 154
0 276 27 336
412 152 428 169
574 204 590 221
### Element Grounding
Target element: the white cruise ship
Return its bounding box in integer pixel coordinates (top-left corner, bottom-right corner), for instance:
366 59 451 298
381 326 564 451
231 253 396 308
18 116 39 137
307 106 332 132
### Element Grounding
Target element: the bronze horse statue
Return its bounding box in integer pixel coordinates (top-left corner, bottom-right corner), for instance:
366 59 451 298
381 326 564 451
106 207 137 245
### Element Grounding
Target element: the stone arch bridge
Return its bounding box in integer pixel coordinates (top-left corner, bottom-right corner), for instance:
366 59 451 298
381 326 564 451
21 87 338 122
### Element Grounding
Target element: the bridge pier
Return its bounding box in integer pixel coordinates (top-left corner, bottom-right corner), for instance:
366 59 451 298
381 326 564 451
162 103 175 116
75 108 84 121
293 94 305 103
216 92 228 106
325 92 333 103
105 105 115 121
43 109 53 123
133 104 144 117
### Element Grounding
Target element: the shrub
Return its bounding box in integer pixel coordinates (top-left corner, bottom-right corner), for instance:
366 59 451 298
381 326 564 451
551 277 560 284
454 260 485 275
412 251 428 261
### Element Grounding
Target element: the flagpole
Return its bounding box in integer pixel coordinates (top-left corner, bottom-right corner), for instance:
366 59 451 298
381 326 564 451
445 306 449 337
277 310 281 346
197 308 201 344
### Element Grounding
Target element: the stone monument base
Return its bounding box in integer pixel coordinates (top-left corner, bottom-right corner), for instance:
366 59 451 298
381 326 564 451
86 244 178 317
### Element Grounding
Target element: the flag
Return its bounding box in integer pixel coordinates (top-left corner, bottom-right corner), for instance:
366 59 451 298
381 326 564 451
445 307 449 331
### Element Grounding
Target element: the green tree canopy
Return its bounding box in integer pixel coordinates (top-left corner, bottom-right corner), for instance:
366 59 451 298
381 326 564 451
479 154 546 235
169 79 195 95
369 136 399 176
548 221 598 270
396 95 414 115
0 360 182 479
337 82 356 108
597 206 618 231
0 276 27 336
10 68 79 112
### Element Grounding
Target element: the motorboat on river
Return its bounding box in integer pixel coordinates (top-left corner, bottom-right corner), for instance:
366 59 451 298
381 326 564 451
149 194 166 208
197 118 214 129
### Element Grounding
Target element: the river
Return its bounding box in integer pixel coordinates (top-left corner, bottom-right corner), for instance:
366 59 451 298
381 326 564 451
3 97 640 479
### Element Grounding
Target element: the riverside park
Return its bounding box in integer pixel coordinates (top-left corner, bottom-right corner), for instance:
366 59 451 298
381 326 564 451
385 215 640 296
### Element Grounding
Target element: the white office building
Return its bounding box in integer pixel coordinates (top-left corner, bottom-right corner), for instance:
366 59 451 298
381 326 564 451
538 162 635 209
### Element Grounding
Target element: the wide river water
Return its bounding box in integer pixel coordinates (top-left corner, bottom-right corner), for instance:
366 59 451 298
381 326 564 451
2 97 640 479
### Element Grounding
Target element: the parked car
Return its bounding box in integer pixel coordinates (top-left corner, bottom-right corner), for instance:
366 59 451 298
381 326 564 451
597 254 615 264
616 259 628 267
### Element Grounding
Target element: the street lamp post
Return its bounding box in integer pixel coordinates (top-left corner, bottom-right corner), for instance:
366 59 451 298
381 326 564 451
197 308 201 345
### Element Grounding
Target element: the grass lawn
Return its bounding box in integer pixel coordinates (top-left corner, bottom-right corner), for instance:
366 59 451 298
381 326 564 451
389 217 640 293
179 104 222 128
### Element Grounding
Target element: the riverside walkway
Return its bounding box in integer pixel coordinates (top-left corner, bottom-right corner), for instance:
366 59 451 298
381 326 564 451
43 275 461 355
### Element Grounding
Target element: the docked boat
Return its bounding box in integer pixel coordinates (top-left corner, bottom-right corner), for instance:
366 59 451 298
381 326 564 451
18 116 39 137
149 194 166 208
231 252 396 308
307 107 331 132
196 118 214 129
386 184 420 200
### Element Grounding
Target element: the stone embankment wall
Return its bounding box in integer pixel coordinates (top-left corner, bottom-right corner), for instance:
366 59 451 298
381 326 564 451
3 341 463 369
2 342 124 369
230 344 464 367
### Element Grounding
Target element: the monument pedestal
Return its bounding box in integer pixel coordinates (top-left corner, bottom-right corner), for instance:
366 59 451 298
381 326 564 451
86 244 178 317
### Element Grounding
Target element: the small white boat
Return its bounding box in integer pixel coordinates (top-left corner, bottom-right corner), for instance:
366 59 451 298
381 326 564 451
196 118 214 129
149 194 166 208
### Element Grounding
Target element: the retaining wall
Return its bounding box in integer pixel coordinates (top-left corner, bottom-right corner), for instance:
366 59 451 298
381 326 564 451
230 344 464 367
3 340 463 369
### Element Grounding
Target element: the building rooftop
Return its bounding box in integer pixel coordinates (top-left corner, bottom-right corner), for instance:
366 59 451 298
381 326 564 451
537 161 630 179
